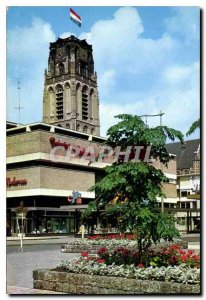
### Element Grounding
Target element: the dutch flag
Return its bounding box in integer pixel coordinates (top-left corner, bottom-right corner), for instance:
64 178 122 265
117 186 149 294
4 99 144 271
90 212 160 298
70 8 82 27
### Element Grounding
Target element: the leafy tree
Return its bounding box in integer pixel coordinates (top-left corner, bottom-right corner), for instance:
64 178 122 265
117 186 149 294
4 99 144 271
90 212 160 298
186 119 200 136
83 114 183 261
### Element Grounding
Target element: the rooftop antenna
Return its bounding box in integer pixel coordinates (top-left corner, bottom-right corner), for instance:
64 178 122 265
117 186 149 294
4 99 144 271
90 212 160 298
137 110 165 213
137 111 165 127
15 78 24 124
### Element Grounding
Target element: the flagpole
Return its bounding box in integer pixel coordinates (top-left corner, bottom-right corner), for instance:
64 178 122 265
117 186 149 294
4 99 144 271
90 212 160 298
69 15 71 36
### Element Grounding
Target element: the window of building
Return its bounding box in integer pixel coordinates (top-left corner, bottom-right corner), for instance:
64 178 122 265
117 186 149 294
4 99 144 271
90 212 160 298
59 63 65 76
193 202 197 209
186 202 191 209
78 61 88 77
178 217 186 226
83 125 88 133
82 86 88 120
181 191 188 197
180 202 185 209
56 85 63 120
77 124 80 131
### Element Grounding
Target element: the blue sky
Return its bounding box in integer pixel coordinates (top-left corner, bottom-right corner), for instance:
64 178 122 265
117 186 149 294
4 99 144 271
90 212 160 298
6 6 200 139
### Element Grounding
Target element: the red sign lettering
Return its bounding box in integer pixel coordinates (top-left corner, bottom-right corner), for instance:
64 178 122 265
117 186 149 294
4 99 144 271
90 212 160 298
6 177 27 188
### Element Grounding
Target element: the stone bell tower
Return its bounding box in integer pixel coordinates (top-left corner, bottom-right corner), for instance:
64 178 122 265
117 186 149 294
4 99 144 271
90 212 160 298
43 35 100 136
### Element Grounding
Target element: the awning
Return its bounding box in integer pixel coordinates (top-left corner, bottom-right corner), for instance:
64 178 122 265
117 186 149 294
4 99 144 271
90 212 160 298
187 194 200 200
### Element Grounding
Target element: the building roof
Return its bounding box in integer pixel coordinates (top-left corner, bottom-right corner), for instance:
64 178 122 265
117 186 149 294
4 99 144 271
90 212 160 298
166 139 200 170
6 121 20 129
6 122 107 142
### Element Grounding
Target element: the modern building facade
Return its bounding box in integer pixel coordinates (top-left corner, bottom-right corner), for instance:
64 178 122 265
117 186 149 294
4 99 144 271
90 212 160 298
6 122 107 235
6 121 178 236
166 139 200 233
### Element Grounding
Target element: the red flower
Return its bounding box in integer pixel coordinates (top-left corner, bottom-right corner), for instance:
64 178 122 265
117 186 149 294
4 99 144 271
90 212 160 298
86 256 94 261
97 247 108 253
181 255 188 262
188 249 194 255
192 255 199 261
81 251 89 257
96 259 105 264
170 245 180 250
137 263 144 268
178 249 186 255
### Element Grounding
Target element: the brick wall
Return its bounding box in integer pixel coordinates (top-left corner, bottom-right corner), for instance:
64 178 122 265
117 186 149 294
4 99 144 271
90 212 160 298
6 167 41 190
7 132 41 157
40 167 95 191
152 158 177 175
7 130 104 157
6 167 95 192
162 183 177 198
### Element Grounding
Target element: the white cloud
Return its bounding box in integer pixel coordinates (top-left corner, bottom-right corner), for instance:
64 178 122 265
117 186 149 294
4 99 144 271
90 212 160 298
99 61 200 137
165 7 199 42
98 70 116 96
7 17 55 63
59 32 72 39
81 7 199 138
7 18 56 123
163 62 199 86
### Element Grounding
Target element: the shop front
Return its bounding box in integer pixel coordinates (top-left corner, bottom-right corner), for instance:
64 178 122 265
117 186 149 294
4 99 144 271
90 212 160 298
9 206 87 236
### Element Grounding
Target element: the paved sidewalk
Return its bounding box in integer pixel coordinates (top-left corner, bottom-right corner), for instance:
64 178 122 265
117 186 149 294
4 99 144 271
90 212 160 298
7 245 79 288
7 235 75 246
7 286 65 294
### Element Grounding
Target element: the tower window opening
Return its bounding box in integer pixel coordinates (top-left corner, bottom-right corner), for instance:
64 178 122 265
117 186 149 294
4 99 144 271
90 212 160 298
56 85 63 120
59 63 65 76
83 125 88 133
82 92 88 121
79 61 88 77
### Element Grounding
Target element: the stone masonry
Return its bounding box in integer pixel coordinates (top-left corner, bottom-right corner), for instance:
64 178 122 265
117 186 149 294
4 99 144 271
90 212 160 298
33 269 200 294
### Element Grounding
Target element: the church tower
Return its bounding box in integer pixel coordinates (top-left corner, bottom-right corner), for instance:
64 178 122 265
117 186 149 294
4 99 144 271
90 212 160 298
43 35 100 136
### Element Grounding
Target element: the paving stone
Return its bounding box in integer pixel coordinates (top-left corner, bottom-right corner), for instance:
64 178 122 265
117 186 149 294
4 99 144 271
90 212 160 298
7 285 65 294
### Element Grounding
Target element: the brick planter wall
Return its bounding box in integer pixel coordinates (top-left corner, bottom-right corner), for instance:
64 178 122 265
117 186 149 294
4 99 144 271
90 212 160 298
33 269 200 295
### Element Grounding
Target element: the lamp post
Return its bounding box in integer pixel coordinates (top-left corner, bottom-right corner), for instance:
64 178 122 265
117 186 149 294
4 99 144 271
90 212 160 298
137 110 165 213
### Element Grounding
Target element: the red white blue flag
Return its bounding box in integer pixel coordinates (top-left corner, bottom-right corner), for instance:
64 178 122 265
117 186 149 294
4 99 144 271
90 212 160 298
70 8 82 27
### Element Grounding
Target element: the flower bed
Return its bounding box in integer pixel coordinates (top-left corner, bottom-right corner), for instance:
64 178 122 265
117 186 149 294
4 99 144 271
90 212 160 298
57 244 200 282
95 244 200 268
61 237 187 253
33 244 200 294
54 258 200 284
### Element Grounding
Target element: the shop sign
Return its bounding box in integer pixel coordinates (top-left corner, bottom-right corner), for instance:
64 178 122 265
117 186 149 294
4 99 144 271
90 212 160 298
68 191 82 204
49 137 96 157
6 177 27 188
